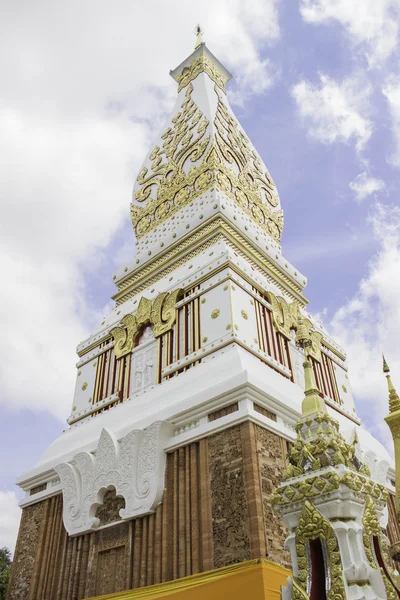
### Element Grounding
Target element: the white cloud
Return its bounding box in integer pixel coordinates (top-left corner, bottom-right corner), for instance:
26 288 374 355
0 1 281 421
383 75 400 166
349 171 385 202
299 0 400 67
0 491 21 554
327 202 400 449
292 75 372 151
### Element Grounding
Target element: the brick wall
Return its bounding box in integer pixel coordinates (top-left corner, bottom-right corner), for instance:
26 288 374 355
8 424 291 599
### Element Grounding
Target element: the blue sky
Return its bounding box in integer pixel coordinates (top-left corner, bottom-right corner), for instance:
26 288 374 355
1 0 400 551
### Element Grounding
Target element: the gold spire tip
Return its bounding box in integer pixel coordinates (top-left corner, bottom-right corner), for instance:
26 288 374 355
383 354 390 374
194 24 204 49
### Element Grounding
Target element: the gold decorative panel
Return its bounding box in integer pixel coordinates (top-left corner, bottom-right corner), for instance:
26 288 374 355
131 82 283 241
265 292 299 339
173 51 230 93
110 288 183 359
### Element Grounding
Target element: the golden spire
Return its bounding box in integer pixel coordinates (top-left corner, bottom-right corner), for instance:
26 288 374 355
194 24 204 49
296 317 327 417
383 353 390 373
383 355 400 413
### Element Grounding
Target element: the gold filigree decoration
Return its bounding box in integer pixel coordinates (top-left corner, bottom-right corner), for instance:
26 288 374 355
275 413 378 489
295 501 346 599
292 578 310 599
173 52 229 93
211 309 220 319
131 83 283 241
266 292 299 339
110 288 183 359
362 497 380 569
362 499 398 600
81 382 88 391
271 472 340 507
296 317 323 362
241 310 248 320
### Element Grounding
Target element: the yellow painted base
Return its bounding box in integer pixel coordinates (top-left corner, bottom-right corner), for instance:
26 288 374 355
88 558 290 600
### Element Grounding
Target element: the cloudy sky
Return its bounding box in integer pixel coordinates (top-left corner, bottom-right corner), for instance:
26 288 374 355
2 0 400 552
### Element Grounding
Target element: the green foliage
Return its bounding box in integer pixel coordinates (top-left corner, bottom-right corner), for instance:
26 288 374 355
0 547 12 600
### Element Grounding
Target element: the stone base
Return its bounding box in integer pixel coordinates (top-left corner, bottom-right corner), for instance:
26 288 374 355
7 423 291 600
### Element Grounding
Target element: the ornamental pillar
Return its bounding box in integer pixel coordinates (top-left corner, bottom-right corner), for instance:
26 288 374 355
272 327 398 599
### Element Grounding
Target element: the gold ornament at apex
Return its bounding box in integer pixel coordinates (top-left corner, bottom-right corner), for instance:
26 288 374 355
131 82 283 242
174 51 229 93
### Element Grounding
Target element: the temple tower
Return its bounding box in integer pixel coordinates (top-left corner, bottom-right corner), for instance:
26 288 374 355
7 34 397 600
273 332 398 599
384 357 400 563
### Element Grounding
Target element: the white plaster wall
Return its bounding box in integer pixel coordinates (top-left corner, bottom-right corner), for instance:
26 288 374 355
72 356 97 415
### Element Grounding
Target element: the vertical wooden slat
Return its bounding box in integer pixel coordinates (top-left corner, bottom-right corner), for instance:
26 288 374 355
263 306 273 358
147 513 155 586
178 447 186 578
172 451 179 580
132 519 142 589
153 505 162 584
61 537 74 600
72 535 83 599
78 534 90 599
156 337 162 385
56 527 69 599
93 352 103 403
48 496 64 598
103 349 111 398
117 357 124 394
65 536 77 600
162 459 171 582
126 520 134 590
185 445 191 575
84 532 96 599
139 516 148 587
285 338 294 381
198 438 213 571
254 302 263 351
184 305 188 358
190 443 200 574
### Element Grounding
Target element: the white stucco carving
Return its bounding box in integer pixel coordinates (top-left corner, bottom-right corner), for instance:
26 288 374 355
55 420 171 535
131 326 157 395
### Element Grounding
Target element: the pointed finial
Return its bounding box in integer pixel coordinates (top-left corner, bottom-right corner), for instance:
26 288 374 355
194 24 204 49
383 354 400 413
383 354 390 374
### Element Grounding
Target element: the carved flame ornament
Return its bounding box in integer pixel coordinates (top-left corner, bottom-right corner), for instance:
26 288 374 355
266 293 299 339
55 422 171 536
110 289 183 359
131 80 283 241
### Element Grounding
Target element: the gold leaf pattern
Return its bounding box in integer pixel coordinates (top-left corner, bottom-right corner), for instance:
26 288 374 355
131 83 282 241
174 52 229 93
110 288 183 359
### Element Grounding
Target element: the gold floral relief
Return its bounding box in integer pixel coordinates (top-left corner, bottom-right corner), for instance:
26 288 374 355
110 288 183 359
131 83 283 242
266 292 299 338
